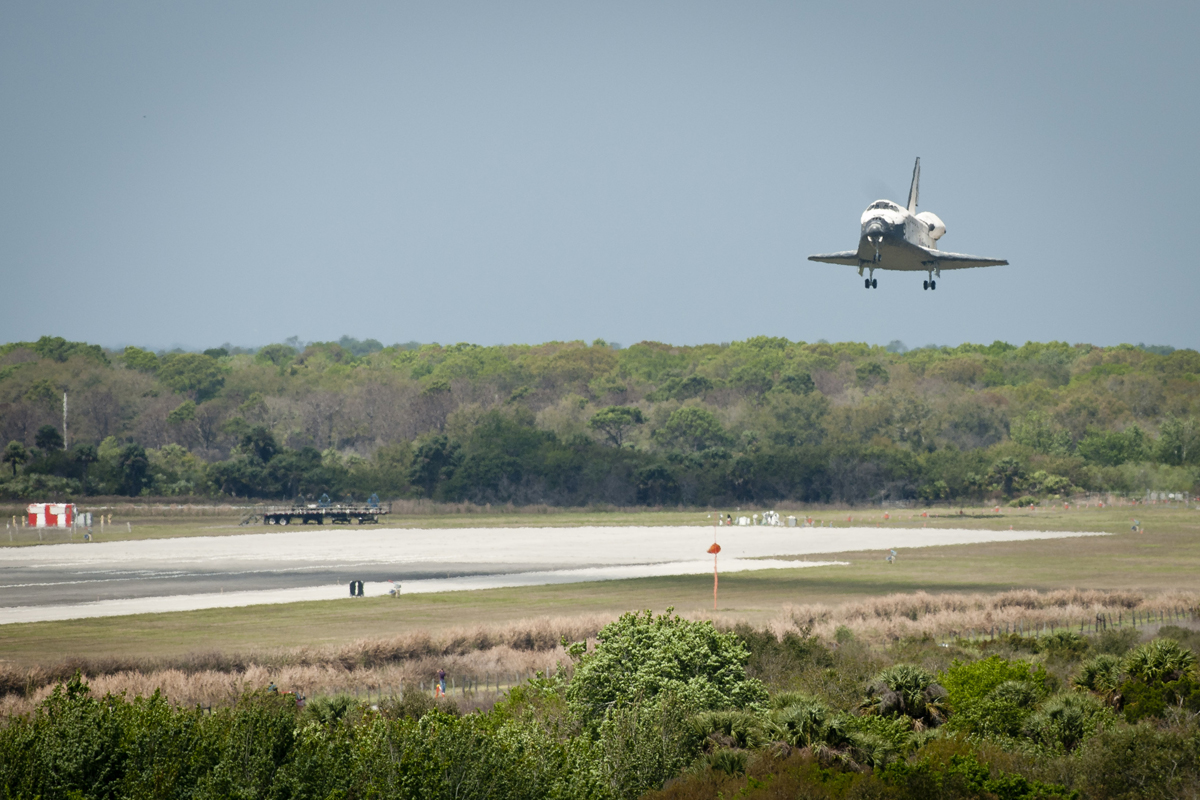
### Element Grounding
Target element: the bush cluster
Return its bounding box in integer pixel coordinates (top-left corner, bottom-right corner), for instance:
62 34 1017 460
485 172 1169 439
6 611 1200 798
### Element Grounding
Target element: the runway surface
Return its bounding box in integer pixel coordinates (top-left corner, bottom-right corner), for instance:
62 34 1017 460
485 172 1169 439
0 525 1104 624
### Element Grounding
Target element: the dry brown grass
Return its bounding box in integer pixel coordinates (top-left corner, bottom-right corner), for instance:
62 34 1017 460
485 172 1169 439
0 646 576 718
0 613 607 716
3 590 1197 718
768 588 1200 642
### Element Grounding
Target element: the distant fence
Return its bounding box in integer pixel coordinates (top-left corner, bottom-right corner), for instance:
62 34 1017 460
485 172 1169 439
944 605 1198 644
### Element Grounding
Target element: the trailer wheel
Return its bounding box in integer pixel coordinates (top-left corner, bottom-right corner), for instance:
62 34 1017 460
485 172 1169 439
279 516 289 526
267 517 277 525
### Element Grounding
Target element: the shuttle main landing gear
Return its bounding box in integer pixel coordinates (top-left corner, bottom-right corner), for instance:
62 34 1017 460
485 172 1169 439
859 263 878 289
923 280 936 290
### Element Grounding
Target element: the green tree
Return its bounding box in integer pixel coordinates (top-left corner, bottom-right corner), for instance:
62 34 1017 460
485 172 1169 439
157 353 225 401
34 425 64 451
239 425 279 463
565 609 767 726
1077 426 1150 466
72 443 98 481
118 443 150 495
989 457 1025 498
1010 411 1072 455
3 441 28 476
29 335 107 364
634 464 679 505
1156 415 1199 465
589 406 646 447
166 400 197 425
855 362 890 391
652 407 728 452
774 371 815 395
255 343 297 367
408 434 461 497
121 345 160 373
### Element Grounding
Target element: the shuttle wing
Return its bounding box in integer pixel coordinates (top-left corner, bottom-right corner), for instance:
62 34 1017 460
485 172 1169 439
919 246 1007 269
807 251 860 266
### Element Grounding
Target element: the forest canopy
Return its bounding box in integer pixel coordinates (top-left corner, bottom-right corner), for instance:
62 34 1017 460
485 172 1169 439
1 335 1197 504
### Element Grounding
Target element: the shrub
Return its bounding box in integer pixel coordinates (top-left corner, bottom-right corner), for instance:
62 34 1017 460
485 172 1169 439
1093 626 1141 656
941 655 1047 711
1074 654 1123 700
1023 692 1112 752
861 665 948 729
735 624 832 686
1119 675 1200 723
1039 630 1089 660
566 609 767 725
1123 638 1198 684
952 679 1044 739
1158 624 1200 655
691 710 770 751
769 695 848 750
593 694 704 800
1073 723 1200 799
843 714 918 768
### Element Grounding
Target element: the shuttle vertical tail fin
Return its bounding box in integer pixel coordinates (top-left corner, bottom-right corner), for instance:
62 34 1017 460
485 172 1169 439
907 157 920 213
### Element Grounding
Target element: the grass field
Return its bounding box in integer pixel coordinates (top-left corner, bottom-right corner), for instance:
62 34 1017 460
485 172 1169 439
1 504 1197 668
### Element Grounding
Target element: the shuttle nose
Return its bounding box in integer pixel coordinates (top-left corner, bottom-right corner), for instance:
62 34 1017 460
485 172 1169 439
864 219 886 238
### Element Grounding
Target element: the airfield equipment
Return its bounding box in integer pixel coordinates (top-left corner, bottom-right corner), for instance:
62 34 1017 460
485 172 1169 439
27 503 76 529
258 500 391 526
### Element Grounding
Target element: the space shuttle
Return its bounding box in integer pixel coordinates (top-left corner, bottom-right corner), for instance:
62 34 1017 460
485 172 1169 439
808 158 1008 289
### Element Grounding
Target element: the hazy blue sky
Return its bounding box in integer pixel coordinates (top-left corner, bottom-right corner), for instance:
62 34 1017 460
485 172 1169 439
2 2 1197 351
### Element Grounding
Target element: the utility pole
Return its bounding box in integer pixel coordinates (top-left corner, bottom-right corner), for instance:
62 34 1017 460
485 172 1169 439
63 391 68 449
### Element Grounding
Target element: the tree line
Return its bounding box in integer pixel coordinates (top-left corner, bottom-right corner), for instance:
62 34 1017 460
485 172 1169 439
1 334 1198 504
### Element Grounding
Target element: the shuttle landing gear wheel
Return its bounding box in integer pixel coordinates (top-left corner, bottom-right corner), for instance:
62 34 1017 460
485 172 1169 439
871 278 878 289
864 278 870 289
923 280 929 290
930 280 936 290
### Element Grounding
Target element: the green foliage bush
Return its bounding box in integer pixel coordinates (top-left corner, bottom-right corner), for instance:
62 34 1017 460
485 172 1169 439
566 610 767 725
942 655 1048 711
860 665 948 728
1023 692 1112 752
1123 638 1197 684
9 622 1200 798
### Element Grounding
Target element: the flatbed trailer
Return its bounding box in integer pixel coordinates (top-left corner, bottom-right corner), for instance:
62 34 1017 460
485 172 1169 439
259 502 391 526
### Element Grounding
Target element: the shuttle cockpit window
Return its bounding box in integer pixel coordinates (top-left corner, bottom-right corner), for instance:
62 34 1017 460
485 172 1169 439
868 201 899 211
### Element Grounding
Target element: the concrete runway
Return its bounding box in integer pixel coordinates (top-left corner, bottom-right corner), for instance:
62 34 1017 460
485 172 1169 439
0 525 1104 624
